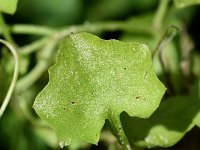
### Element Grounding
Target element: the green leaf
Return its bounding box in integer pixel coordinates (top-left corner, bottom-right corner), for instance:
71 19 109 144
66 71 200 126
33 120 58 148
121 80 200 148
173 0 200 8
191 52 200 78
0 52 12 102
124 14 154 35
161 42 183 93
33 32 165 146
193 80 200 127
0 0 18 14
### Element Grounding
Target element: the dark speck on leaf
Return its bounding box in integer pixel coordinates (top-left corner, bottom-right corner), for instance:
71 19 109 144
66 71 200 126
71 100 80 105
136 96 141 99
144 71 148 77
124 67 126 70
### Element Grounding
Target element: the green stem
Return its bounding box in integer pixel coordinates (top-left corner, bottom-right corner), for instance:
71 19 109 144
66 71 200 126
153 0 169 32
0 13 15 44
19 37 48 55
0 39 19 118
10 20 151 90
15 21 128 55
16 95 36 123
152 25 179 94
1 21 151 56
58 21 124 37
16 60 47 92
56 21 151 40
10 24 56 36
16 37 57 92
0 20 151 37
108 114 131 150
152 25 179 57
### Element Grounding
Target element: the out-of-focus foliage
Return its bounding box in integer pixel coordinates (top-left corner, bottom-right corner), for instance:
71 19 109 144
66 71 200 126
174 0 200 8
33 32 165 146
1 0 200 150
0 0 18 14
121 80 200 148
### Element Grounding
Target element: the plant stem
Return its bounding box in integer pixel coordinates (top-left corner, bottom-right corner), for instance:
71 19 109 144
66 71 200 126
0 13 15 44
153 0 169 32
108 113 131 150
56 21 152 40
14 21 127 55
12 20 151 90
57 21 124 38
152 25 179 57
0 20 151 37
10 24 56 36
19 37 49 55
1 20 151 55
152 25 179 95
16 37 58 92
16 60 47 92
0 39 19 118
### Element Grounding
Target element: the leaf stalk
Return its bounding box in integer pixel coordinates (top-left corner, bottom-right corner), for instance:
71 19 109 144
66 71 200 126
0 39 19 118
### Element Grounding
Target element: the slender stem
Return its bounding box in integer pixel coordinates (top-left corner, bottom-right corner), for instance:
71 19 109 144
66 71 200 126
0 13 15 44
155 25 178 73
0 39 19 118
56 21 152 40
16 37 58 92
14 21 130 55
0 20 151 37
7 20 151 91
16 60 47 92
152 25 179 57
19 37 49 55
10 24 56 36
16 95 36 123
108 113 131 150
1 21 152 56
153 0 169 32
152 25 179 95
58 21 124 37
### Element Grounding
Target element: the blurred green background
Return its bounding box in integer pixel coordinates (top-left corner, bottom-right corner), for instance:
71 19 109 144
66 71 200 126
1 0 200 150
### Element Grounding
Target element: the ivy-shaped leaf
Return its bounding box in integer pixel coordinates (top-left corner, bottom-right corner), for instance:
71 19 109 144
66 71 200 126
33 32 165 147
0 0 18 14
121 80 200 148
173 0 200 8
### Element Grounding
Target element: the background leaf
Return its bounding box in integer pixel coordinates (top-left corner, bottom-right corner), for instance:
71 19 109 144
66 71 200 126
173 0 200 8
0 0 18 14
121 80 200 148
33 32 165 146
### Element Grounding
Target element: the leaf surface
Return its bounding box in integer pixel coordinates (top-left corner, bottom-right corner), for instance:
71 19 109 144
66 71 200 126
121 80 200 148
193 80 200 127
33 32 165 146
0 0 18 14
